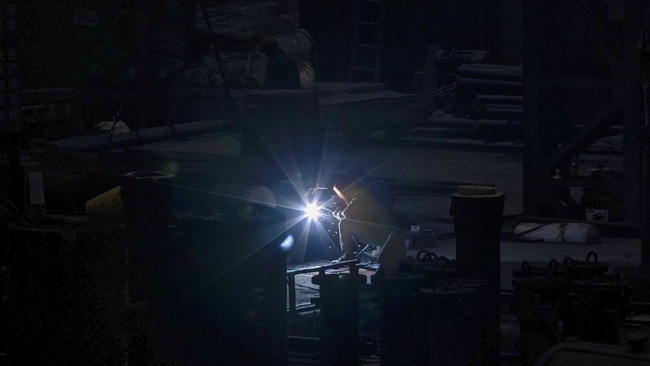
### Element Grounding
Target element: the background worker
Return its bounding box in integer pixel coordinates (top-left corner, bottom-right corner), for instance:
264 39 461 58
258 36 301 90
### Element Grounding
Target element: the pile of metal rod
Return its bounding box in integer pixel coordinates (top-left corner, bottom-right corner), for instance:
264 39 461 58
511 251 633 366
371 249 500 366
456 63 523 121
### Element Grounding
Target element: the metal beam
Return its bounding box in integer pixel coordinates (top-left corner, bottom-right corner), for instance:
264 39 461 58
523 0 641 222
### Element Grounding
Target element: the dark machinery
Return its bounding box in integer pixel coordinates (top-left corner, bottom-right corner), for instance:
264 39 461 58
511 251 640 366
122 171 290 366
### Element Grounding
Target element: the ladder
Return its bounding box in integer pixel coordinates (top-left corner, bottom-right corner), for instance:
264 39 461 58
348 0 384 83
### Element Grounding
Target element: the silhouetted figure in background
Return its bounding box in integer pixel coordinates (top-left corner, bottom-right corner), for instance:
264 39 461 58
259 36 301 90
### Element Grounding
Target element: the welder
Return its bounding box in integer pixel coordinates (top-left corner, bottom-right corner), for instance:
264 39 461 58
330 171 402 262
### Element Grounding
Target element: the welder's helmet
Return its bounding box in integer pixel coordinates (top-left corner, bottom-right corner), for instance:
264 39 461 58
333 169 367 196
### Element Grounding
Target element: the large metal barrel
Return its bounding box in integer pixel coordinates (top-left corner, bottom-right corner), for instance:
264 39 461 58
419 281 478 366
511 277 566 366
312 272 368 366
371 272 428 366
450 185 504 286
450 185 504 364
455 279 500 366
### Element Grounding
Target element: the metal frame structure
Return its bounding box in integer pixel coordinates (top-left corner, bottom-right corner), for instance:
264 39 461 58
523 0 643 225
348 0 384 83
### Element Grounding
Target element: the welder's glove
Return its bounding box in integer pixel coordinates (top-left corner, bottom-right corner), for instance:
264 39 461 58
333 207 345 220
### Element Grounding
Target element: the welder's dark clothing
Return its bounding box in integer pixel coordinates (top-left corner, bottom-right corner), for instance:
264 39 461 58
263 50 301 90
336 186 399 259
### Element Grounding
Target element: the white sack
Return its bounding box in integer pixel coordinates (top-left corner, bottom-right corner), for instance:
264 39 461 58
513 222 600 244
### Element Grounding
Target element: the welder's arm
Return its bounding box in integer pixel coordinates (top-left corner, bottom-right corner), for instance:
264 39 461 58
332 207 346 220
338 197 361 220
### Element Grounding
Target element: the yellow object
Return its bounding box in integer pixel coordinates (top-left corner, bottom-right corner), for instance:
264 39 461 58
85 186 123 222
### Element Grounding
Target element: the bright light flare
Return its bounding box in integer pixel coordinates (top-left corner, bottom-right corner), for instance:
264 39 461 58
304 202 322 221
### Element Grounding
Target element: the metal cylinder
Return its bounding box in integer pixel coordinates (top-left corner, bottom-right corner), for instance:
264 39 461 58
562 251 609 282
450 186 503 364
562 278 627 344
450 185 504 286
455 279 499 366
511 277 566 366
419 281 478 366
312 273 367 366
371 272 428 366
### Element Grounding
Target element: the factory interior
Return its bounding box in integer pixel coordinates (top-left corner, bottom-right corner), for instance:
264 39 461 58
2 0 650 365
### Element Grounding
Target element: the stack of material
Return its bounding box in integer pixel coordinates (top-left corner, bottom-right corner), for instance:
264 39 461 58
187 0 307 88
193 0 299 40
455 64 523 121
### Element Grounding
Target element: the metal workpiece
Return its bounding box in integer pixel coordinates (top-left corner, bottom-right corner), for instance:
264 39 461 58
510 251 642 365
419 255 458 284
419 280 477 312
397 249 441 273
511 277 567 366
418 281 479 366
371 271 428 307
393 253 501 365
511 276 569 299
311 272 367 366
397 250 457 284
453 278 500 366
561 251 609 282
370 272 427 366
512 259 569 281
561 277 630 344
397 253 430 273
